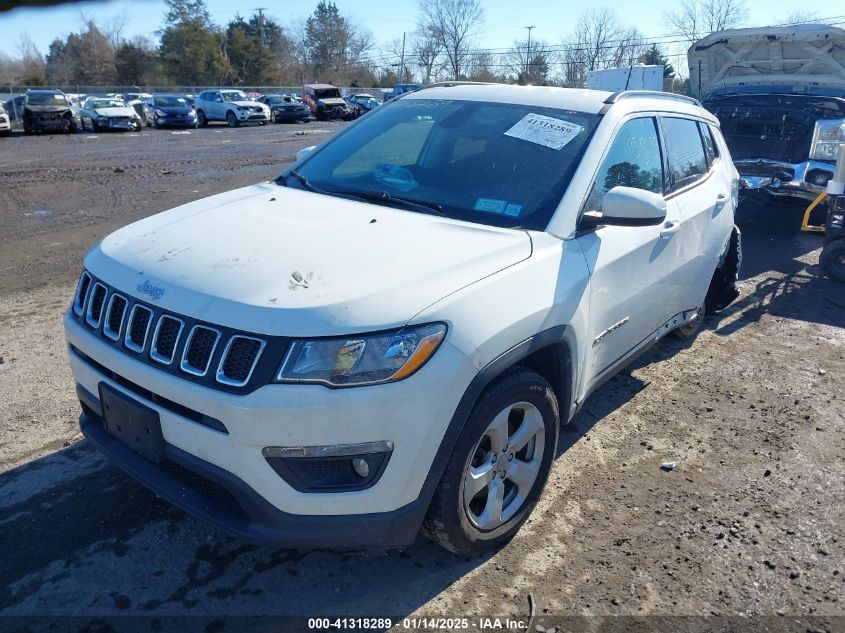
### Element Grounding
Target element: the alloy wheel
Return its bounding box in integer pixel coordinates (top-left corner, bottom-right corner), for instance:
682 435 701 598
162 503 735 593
463 401 545 531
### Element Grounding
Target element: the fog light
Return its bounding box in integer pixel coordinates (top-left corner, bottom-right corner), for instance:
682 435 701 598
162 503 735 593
814 173 830 186
352 458 370 478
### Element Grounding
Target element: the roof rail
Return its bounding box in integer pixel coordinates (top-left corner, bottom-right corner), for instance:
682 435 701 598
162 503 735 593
604 90 702 107
418 81 498 90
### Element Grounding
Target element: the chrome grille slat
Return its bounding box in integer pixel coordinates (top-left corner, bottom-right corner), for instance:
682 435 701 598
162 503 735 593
73 272 92 316
125 304 153 353
103 294 128 341
85 283 108 329
150 315 185 365
180 325 221 377
216 335 266 387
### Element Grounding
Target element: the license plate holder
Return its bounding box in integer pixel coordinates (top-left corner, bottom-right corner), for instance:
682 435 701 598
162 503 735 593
99 383 165 463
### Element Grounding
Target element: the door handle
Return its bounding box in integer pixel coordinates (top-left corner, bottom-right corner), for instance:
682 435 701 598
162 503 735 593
659 220 681 239
716 193 727 200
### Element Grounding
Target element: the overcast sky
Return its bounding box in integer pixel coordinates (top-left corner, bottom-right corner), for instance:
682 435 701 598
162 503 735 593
2 0 841 69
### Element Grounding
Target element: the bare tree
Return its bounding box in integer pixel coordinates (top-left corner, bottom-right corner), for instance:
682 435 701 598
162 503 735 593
666 0 748 44
560 8 625 87
779 10 821 25
418 0 483 80
411 29 443 83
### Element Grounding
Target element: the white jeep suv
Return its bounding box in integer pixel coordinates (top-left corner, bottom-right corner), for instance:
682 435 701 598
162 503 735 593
194 89 270 127
65 85 741 554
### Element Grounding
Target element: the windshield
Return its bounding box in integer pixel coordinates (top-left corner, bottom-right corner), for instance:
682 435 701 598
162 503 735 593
91 99 125 109
26 93 68 106
285 98 599 230
315 88 341 99
267 96 293 104
222 91 249 102
155 96 188 107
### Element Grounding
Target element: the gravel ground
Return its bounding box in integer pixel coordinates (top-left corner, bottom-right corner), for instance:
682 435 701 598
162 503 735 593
0 125 842 633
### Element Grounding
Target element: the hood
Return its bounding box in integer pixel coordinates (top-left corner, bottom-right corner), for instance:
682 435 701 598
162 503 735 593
25 104 72 113
85 183 532 337
232 100 265 109
317 97 347 107
689 24 845 99
93 106 137 117
156 105 193 114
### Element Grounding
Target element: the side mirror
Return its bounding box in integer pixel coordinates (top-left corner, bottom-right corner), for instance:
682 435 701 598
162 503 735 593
590 186 667 227
296 146 316 161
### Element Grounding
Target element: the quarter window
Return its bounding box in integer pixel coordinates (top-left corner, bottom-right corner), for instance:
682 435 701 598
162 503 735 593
699 122 719 167
585 117 664 212
662 117 708 191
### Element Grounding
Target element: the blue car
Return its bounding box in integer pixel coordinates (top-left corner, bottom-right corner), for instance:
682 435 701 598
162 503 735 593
142 94 198 129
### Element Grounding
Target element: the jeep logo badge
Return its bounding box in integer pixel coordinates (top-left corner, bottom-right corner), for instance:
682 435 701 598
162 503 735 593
137 280 165 300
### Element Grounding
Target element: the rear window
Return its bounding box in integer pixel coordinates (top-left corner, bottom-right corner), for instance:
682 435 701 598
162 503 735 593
662 117 708 191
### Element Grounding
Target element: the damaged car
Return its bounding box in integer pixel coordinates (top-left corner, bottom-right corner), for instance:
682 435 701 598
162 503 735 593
302 83 349 120
79 96 143 132
689 24 845 201
22 89 80 135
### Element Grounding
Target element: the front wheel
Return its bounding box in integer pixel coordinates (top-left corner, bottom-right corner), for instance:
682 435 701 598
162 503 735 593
821 239 845 282
196 110 207 127
422 367 559 555
226 111 239 128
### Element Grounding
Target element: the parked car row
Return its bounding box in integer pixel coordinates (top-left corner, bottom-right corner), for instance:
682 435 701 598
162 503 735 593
0 82 399 138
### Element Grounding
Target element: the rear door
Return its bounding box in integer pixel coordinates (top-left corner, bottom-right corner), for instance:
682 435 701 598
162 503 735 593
576 116 688 388
659 117 733 312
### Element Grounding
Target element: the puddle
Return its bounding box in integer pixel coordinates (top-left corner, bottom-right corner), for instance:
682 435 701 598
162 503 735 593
24 210 52 218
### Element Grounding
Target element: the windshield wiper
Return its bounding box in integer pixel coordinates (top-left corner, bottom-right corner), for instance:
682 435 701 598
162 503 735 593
332 190 447 217
281 173 447 217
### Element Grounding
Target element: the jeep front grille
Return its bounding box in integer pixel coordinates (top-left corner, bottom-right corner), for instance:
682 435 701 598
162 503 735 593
217 336 265 386
70 271 287 394
85 283 108 328
103 294 127 341
181 326 220 377
125 305 153 352
150 315 184 365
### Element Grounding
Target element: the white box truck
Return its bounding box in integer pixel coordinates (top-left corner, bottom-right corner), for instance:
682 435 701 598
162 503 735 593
586 65 664 91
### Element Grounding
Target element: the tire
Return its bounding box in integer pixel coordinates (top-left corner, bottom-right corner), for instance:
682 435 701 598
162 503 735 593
270 111 277 124
673 306 705 340
705 226 742 314
226 111 239 128
422 367 560 555
820 239 845 282
196 110 207 127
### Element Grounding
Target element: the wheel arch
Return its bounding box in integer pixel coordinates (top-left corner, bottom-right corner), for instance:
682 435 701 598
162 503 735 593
416 326 578 513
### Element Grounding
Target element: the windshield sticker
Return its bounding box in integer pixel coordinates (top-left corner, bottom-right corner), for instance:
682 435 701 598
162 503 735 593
504 113 584 150
474 198 508 214
504 203 523 217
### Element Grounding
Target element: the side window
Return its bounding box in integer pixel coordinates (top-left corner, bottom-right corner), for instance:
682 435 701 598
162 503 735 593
585 117 664 212
662 117 708 191
699 122 719 168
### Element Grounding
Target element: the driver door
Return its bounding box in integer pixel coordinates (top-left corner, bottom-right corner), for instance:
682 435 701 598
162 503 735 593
576 116 688 390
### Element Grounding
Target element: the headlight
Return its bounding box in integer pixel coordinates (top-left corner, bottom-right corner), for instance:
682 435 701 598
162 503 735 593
97 116 108 123
237 106 248 112
275 323 446 387
155 108 167 117
810 118 845 161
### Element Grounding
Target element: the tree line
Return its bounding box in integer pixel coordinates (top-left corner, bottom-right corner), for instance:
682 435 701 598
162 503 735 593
0 0 787 90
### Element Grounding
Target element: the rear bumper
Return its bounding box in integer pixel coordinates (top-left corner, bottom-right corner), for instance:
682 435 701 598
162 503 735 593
736 159 835 201
78 394 428 548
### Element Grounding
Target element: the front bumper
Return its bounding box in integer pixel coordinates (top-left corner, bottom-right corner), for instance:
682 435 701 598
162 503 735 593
0 114 10 131
64 314 475 546
736 158 835 201
156 115 196 128
236 109 270 122
273 108 310 121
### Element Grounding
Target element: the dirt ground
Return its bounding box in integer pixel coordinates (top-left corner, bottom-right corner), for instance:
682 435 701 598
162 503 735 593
0 123 842 633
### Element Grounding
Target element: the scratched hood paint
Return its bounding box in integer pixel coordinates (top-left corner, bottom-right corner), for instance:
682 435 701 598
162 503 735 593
85 183 532 336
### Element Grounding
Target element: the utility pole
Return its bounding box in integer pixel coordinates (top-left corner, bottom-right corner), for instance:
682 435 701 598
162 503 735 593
400 32 406 82
524 25 535 76
256 7 267 45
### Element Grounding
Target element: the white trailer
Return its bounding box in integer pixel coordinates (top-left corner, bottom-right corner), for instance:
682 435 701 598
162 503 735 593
586 65 664 92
